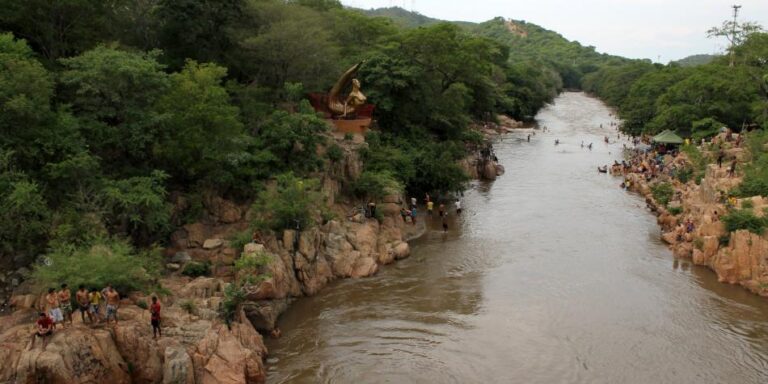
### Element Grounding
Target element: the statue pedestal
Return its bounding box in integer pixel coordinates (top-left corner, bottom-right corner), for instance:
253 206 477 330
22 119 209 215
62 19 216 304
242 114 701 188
328 118 372 134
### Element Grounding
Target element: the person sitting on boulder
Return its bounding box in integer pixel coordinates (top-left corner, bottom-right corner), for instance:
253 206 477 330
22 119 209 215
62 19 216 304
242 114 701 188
150 296 162 339
29 312 54 351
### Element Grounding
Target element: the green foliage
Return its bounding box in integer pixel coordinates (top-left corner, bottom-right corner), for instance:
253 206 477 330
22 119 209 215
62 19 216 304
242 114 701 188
181 261 211 278
154 61 247 188
668 206 683 216
722 209 767 234
156 0 244 68
228 230 253 253
180 299 197 315
136 299 148 310
0 0 118 61
251 173 325 231
651 182 674 207
736 131 768 197
219 282 245 325
0 172 50 260
30 238 162 294
680 144 708 185
101 170 172 243
690 118 724 141
326 144 344 162
59 47 170 166
352 171 403 199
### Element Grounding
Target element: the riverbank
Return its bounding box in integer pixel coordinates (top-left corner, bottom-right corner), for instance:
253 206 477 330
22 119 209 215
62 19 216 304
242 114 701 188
0 122 502 383
620 132 768 296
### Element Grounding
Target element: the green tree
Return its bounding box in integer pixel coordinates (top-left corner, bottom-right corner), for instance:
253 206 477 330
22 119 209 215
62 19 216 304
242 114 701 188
0 0 118 62
156 0 244 68
154 61 246 187
59 46 170 169
251 173 325 231
101 170 172 244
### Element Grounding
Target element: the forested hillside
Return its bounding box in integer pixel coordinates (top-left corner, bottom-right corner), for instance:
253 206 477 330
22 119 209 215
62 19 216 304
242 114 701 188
582 32 768 137
1 0 618 283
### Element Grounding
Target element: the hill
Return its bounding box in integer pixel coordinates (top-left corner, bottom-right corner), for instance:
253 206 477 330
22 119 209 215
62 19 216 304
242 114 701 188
360 7 636 88
672 54 718 67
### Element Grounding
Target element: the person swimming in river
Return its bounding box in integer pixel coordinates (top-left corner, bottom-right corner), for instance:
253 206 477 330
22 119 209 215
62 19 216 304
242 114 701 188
588 143 593 150
555 139 560 145
598 165 608 173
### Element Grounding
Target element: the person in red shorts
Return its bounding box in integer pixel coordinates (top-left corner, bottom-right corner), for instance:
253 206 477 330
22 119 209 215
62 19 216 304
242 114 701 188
150 296 162 339
29 312 54 351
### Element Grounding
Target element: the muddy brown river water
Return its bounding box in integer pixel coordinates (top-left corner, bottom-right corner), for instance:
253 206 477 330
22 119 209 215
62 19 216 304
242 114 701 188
265 92 768 383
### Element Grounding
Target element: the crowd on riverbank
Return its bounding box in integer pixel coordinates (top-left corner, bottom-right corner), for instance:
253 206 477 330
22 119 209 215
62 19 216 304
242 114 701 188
616 130 768 297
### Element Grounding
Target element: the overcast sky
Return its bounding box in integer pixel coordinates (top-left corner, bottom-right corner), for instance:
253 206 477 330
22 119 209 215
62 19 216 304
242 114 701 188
341 0 768 62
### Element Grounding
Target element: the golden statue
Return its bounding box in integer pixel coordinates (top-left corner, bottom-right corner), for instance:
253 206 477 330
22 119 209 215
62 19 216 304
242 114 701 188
328 62 366 117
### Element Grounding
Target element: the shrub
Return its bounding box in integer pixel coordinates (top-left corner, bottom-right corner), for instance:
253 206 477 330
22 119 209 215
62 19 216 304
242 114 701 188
181 261 211 278
180 299 196 314
228 230 252 252
326 144 344 162
344 133 354 141
219 282 245 326
251 173 325 231
30 238 161 294
136 300 148 310
721 209 767 234
651 182 674 207
668 206 683 215
352 170 403 200
741 199 754 210
235 251 271 286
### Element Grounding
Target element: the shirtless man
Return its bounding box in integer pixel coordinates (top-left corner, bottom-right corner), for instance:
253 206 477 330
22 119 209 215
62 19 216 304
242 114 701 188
76 285 92 324
45 288 62 328
58 284 73 327
105 287 120 326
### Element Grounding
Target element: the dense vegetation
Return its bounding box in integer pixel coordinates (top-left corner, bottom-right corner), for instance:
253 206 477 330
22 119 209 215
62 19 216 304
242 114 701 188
582 30 768 137
3 1 625 282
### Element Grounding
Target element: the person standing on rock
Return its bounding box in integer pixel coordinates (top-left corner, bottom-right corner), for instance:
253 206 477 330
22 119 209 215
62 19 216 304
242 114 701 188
441 214 449 232
410 207 417 225
455 199 462 215
58 283 73 327
150 296 162 339
76 285 92 324
410 197 417 209
427 200 434 216
29 312 54 351
717 151 724 168
105 286 120 326
438 203 446 217
89 288 102 323
45 288 62 328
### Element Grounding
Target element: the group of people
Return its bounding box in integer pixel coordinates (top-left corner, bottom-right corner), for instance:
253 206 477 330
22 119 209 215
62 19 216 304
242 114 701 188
30 283 163 351
400 193 461 233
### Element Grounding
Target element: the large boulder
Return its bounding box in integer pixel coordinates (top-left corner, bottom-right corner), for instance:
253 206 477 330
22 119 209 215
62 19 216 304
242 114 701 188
191 320 267 384
163 344 195 384
10 326 131 384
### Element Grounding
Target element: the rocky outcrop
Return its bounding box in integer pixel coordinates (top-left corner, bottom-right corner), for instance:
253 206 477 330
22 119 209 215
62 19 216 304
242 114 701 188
626 143 768 297
0 276 268 384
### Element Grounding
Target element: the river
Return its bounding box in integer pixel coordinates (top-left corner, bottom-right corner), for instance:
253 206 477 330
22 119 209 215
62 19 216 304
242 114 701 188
265 92 768 383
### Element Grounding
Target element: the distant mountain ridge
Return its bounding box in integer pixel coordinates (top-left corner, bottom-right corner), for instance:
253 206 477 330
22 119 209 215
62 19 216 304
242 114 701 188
672 54 718 67
360 7 636 89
